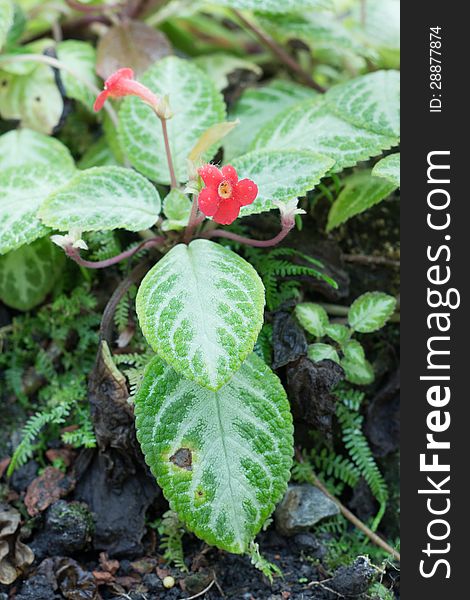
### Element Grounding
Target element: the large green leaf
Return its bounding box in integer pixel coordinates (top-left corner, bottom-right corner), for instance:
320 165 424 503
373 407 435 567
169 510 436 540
224 80 317 160
0 237 64 310
348 292 396 333
57 40 98 111
214 0 331 13
231 150 334 216
0 64 64 134
119 56 225 184
327 171 396 231
39 166 161 232
0 164 74 254
135 352 293 553
0 128 74 170
0 0 14 50
136 239 265 391
252 71 399 172
372 153 400 187
325 70 400 138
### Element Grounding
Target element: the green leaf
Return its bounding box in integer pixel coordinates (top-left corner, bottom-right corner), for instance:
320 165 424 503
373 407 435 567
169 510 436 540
0 164 74 255
372 153 400 187
252 71 399 172
136 239 265 391
194 53 262 91
325 323 350 345
325 70 400 138
327 171 396 231
0 64 64 134
162 188 192 232
214 0 331 13
0 128 74 170
56 40 98 111
231 150 335 216
307 343 339 363
295 302 329 337
341 340 374 385
134 352 293 553
354 0 400 68
39 166 161 233
119 56 225 184
224 79 317 161
0 237 64 310
348 292 396 333
0 0 14 50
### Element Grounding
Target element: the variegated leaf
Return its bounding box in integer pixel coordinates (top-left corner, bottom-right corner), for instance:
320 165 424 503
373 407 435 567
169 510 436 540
214 0 332 13
136 239 265 391
372 153 400 187
0 128 74 170
135 352 293 553
39 166 161 232
0 164 74 254
231 150 334 216
119 56 225 184
0 0 14 50
348 292 396 333
57 40 99 111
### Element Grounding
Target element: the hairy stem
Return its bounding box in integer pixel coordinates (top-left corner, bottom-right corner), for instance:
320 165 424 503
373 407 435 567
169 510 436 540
202 222 294 247
65 237 164 269
160 117 178 189
183 193 202 244
0 54 119 128
232 9 325 93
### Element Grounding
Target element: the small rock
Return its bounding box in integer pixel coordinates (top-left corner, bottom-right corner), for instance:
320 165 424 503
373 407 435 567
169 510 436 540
275 484 339 536
329 556 376 596
9 461 39 493
292 532 325 558
30 500 93 561
142 573 164 593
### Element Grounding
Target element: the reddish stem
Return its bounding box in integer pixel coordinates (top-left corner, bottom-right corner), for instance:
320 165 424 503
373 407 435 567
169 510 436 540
64 237 164 269
160 118 177 189
201 223 294 247
184 193 202 244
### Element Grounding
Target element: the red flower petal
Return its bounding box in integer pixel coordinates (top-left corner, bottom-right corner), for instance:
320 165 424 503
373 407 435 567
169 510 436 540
221 165 238 185
198 187 220 217
93 90 109 112
233 179 258 206
105 68 134 88
198 164 223 188
213 200 241 225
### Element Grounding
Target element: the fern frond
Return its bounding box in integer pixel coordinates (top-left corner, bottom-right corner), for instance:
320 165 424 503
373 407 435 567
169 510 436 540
158 510 188 572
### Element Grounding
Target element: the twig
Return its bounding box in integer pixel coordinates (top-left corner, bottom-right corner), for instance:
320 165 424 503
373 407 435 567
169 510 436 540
0 54 119 127
308 580 345 597
201 223 294 247
65 237 164 269
296 450 400 562
318 302 400 323
232 8 325 93
342 254 400 268
182 579 215 600
160 117 178 189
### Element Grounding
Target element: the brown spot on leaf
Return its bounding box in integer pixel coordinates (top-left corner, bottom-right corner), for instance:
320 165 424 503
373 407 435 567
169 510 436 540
170 448 192 470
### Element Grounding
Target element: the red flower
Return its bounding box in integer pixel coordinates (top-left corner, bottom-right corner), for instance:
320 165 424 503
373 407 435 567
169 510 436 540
93 68 159 112
197 164 258 225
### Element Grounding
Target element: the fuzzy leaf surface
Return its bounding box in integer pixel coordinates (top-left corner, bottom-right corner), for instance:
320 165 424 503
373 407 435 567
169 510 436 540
0 0 14 49
0 164 74 254
231 150 334 216
39 166 161 232
135 352 293 553
295 303 329 337
0 128 74 170
0 237 64 310
341 340 374 385
136 239 265 391
214 0 331 13
119 56 225 184
57 40 98 111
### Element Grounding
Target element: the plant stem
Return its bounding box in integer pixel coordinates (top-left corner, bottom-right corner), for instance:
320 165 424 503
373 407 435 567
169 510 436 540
160 117 177 189
202 223 294 247
183 193 202 244
65 237 164 269
232 8 325 93
0 54 119 128
318 302 400 323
